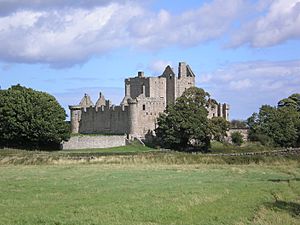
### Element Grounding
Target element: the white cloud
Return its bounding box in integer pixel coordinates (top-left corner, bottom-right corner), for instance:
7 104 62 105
229 0 300 47
200 60 300 119
0 0 299 67
0 0 247 67
229 79 252 90
130 0 246 49
0 3 144 67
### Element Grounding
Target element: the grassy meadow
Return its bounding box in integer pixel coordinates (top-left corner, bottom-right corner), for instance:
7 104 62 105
0 145 299 225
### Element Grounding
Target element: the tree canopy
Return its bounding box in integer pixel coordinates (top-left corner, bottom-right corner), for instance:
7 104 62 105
247 94 300 147
209 117 230 142
155 87 211 151
0 85 70 150
231 131 244 146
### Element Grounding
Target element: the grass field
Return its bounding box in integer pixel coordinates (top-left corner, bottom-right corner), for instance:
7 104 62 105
0 146 299 225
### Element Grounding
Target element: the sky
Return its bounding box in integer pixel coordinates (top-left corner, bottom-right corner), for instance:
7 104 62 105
0 0 300 120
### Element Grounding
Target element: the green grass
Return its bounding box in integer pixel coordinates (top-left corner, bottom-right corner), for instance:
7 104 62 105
210 141 276 154
0 163 299 225
62 141 156 154
0 145 299 224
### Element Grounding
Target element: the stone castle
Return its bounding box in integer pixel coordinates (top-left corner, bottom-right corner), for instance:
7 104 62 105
69 62 229 138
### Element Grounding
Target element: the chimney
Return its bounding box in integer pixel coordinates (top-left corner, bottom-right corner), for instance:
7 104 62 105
138 71 144 78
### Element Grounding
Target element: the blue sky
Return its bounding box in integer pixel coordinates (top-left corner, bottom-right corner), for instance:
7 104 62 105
1 0 300 120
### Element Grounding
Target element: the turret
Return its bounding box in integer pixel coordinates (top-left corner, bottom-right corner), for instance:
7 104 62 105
69 93 94 134
128 98 139 138
69 105 82 134
95 92 106 108
79 93 94 109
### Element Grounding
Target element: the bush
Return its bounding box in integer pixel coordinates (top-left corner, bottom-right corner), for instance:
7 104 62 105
231 132 243 146
0 85 70 150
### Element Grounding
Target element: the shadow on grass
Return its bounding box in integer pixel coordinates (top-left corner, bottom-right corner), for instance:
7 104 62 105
266 200 300 217
268 178 300 182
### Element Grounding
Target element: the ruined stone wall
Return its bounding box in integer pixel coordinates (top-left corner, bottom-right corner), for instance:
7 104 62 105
207 105 218 119
79 105 129 134
133 96 166 137
176 76 195 98
125 77 150 99
62 135 126 150
148 77 166 100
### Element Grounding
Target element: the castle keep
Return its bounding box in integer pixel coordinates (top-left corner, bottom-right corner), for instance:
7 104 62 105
69 62 229 138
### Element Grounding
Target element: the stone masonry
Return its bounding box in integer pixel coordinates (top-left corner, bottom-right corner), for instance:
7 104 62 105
62 135 126 150
69 62 230 139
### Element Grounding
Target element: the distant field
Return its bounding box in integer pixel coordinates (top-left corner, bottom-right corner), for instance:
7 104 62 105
0 148 299 225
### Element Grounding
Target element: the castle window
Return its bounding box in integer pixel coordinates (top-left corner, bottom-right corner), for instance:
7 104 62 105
142 104 146 110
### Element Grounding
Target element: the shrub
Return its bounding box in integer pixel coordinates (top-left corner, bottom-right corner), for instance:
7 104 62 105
231 132 243 146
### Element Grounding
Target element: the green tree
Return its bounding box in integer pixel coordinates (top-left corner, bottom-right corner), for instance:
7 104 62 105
209 117 230 142
231 131 243 146
0 85 70 150
278 93 300 111
155 87 211 151
247 101 300 147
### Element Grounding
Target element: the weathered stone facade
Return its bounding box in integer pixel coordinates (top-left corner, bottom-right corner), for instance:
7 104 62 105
69 62 230 138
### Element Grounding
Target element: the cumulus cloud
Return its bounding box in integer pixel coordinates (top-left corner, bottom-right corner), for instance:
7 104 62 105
0 0 247 67
130 0 246 49
202 60 300 91
0 3 144 67
229 0 300 47
200 60 300 118
0 0 299 67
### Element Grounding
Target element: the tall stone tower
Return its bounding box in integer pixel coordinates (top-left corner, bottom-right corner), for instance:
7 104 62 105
162 62 195 105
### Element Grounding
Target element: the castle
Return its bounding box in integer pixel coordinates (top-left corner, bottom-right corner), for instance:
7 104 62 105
69 62 229 139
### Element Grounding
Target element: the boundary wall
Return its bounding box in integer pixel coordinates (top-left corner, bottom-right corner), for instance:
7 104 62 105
62 135 126 150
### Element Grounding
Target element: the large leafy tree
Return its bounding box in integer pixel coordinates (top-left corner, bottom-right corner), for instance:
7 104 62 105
155 87 211 151
209 117 230 142
247 93 300 147
278 93 300 111
0 85 70 150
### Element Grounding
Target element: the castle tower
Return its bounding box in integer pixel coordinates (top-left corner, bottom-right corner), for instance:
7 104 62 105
177 62 195 98
95 92 106 109
162 65 176 105
178 62 187 79
69 106 82 133
69 94 94 134
128 98 139 138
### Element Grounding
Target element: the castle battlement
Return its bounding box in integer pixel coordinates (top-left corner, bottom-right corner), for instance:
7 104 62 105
69 62 229 138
